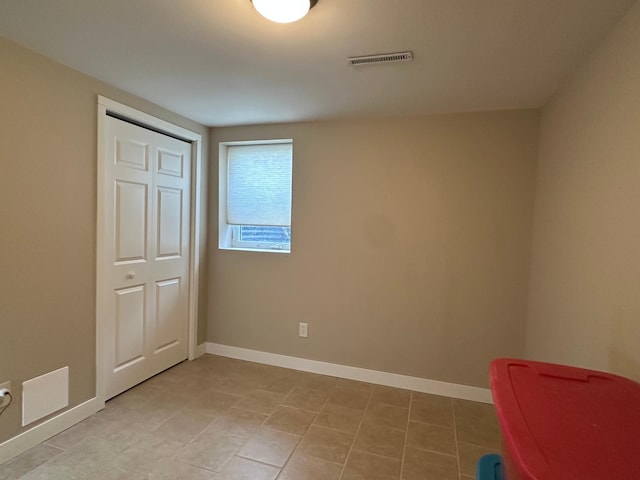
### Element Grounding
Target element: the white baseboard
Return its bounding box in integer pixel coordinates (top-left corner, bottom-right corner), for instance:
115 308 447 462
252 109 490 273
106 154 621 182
194 343 207 358
0 397 102 465
206 343 492 404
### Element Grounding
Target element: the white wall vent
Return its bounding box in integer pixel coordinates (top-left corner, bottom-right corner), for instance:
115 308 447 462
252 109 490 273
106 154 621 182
22 366 69 426
347 51 414 66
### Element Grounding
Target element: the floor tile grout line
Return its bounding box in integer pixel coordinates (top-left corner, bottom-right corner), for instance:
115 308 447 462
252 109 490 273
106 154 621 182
228 384 298 475
452 398 463 480
262 386 296 424
399 391 414 480
235 448 296 470
302 421 360 435
275 378 338 478
178 380 287 474
456 440 501 450
166 404 229 465
400 444 458 458
348 446 408 463
408 416 457 429
336 387 374 480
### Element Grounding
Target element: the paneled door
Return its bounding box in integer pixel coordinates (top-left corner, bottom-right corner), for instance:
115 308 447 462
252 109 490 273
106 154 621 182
103 115 191 399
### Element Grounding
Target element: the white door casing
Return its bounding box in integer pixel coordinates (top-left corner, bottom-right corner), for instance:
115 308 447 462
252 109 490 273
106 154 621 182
97 97 203 403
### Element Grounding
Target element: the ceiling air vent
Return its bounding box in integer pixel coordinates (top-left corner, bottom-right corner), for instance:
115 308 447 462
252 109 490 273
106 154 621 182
347 51 414 66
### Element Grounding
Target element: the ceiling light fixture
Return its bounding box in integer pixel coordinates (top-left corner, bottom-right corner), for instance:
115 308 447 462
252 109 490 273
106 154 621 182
251 0 318 24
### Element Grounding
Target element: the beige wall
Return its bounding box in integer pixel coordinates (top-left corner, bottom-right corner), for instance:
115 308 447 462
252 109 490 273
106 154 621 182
209 111 539 388
526 2 640 381
0 38 209 444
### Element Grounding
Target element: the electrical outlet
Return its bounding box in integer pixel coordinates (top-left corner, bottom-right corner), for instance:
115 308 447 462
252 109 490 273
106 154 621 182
298 322 308 338
0 381 11 408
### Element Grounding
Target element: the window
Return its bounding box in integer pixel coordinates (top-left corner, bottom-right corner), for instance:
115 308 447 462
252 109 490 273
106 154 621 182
219 140 293 253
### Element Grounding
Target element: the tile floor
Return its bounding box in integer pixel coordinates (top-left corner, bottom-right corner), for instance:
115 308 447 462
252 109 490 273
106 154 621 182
0 355 501 479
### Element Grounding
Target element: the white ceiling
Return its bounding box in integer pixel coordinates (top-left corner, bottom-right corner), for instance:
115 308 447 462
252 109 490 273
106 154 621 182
0 0 635 126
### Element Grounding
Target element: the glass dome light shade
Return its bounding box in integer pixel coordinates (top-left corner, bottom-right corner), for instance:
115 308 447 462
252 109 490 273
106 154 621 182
252 0 311 24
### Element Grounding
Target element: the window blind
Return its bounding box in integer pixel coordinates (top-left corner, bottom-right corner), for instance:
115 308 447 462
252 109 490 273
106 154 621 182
227 143 292 226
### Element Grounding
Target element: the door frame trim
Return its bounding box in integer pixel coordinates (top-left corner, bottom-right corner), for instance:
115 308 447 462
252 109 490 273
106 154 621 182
96 96 203 406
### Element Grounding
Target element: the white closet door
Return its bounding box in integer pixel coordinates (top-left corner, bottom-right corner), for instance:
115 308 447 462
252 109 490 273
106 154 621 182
103 116 191 399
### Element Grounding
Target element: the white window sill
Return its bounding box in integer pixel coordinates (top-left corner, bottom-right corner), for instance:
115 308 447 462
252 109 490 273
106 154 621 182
218 246 291 254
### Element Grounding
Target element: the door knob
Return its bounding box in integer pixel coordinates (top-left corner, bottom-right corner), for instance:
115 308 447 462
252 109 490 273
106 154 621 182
127 272 136 279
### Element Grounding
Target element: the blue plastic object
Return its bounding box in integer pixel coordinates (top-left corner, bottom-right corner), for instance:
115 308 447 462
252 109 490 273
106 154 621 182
477 454 503 480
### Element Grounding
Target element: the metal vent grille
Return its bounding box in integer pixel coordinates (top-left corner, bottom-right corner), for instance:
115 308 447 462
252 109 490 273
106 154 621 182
347 51 414 66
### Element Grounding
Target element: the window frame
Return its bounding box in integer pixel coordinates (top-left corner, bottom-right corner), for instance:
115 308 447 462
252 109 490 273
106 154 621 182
218 139 293 254
230 225 291 251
